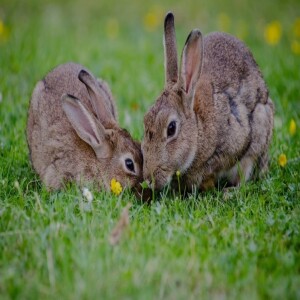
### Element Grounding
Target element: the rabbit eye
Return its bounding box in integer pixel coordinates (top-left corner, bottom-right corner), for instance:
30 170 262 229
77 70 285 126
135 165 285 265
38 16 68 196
125 158 135 172
167 121 176 137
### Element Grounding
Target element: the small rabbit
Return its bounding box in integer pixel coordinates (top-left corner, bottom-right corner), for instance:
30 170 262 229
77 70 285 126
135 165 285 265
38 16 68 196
27 62 143 191
142 12 274 191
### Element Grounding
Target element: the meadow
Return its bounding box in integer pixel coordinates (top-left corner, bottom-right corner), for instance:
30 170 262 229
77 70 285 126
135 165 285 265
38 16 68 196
0 0 300 299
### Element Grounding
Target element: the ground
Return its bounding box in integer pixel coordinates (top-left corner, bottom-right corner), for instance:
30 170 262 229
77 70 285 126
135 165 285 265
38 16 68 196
0 0 299 299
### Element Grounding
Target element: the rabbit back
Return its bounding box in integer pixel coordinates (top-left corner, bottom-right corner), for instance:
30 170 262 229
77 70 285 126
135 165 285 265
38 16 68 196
193 32 274 186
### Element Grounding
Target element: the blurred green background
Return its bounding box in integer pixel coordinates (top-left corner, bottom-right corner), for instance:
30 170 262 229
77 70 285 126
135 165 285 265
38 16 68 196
1 0 299 140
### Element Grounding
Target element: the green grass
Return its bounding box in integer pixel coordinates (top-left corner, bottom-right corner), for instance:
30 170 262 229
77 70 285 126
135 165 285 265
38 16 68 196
0 0 300 299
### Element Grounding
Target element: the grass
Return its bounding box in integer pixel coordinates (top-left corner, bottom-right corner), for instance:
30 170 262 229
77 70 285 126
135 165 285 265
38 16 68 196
0 0 300 299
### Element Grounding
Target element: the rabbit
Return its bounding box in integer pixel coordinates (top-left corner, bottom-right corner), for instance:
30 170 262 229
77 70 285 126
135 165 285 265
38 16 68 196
27 62 143 192
141 12 274 192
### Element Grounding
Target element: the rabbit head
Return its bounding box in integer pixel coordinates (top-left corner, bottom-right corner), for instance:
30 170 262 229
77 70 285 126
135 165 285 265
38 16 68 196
142 13 204 190
61 70 143 191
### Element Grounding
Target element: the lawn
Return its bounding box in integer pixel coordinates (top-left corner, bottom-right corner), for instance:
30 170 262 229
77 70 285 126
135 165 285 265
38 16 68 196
0 0 300 299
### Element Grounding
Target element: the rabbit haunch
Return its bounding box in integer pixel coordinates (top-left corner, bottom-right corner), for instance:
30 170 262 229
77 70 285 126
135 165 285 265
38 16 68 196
142 13 274 191
27 63 143 191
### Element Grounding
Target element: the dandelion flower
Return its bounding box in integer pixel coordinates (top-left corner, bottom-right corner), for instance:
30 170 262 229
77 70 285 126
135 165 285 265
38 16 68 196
82 187 93 202
264 21 282 45
130 102 139 111
218 13 231 32
176 170 181 177
0 20 4 36
143 6 163 32
278 154 287 167
0 19 9 42
144 13 159 32
293 18 300 38
289 119 296 136
111 178 122 196
106 18 119 40
291 40 300 55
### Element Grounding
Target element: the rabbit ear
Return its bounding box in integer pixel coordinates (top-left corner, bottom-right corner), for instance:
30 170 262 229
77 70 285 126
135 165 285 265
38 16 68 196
97 78 118 121
62 94 112 159
164 12 178 86
179 29 203 95
78 70 117 128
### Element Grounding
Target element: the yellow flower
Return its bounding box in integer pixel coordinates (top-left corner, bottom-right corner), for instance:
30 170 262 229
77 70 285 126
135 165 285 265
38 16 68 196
143 5 163 32
0 19 9 43
218 13 231 32
278 154 287 167
106 18 119 40
110 178 122 196
291 40 300 55
176 170 181 177
293 18 300 38
130 102 139 111
264 21 282 45
289 119 296 136
0 20 4 36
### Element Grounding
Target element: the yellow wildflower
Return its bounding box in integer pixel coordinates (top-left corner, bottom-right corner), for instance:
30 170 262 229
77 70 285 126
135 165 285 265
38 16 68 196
130 102 139 111
0 20 4 36
218 13 231 32
106 18 119 40
111 178 122 196
264 21 282 45
278 154 287 167
0 19 9 42
291 40 300 55
176 170 181 177
143 5 163 32
289 119 296 136
293 18 300 38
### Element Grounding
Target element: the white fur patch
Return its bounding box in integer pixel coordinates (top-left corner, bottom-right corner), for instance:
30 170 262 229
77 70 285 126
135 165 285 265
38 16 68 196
181 145 197 173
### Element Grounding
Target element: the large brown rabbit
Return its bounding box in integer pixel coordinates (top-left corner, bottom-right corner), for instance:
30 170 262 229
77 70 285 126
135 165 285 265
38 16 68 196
142 12 274 191
27 63 143 191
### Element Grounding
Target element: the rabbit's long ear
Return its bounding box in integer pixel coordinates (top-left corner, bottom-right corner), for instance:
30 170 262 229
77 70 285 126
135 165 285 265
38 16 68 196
62 94 112 159
164 12 178 86
78 70 117 128
97 78 117 121
179 29 203 95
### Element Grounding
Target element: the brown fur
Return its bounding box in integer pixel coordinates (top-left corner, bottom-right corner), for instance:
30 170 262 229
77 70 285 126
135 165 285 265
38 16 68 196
142 13 274 191
27 62 143 191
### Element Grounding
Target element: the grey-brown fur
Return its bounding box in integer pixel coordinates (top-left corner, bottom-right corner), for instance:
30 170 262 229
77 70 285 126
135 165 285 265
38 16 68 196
142 12 274 191
27 62 143 190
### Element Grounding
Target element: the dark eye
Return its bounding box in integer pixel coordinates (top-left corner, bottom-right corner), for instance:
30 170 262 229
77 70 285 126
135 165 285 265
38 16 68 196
167 121 176 137
125 158 135 172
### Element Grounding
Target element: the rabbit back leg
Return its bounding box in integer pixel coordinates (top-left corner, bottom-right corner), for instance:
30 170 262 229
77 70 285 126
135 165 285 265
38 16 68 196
224 156 254 186
42 163 63 190
248 97 274 178
224 97 274 186
42 161 82 190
